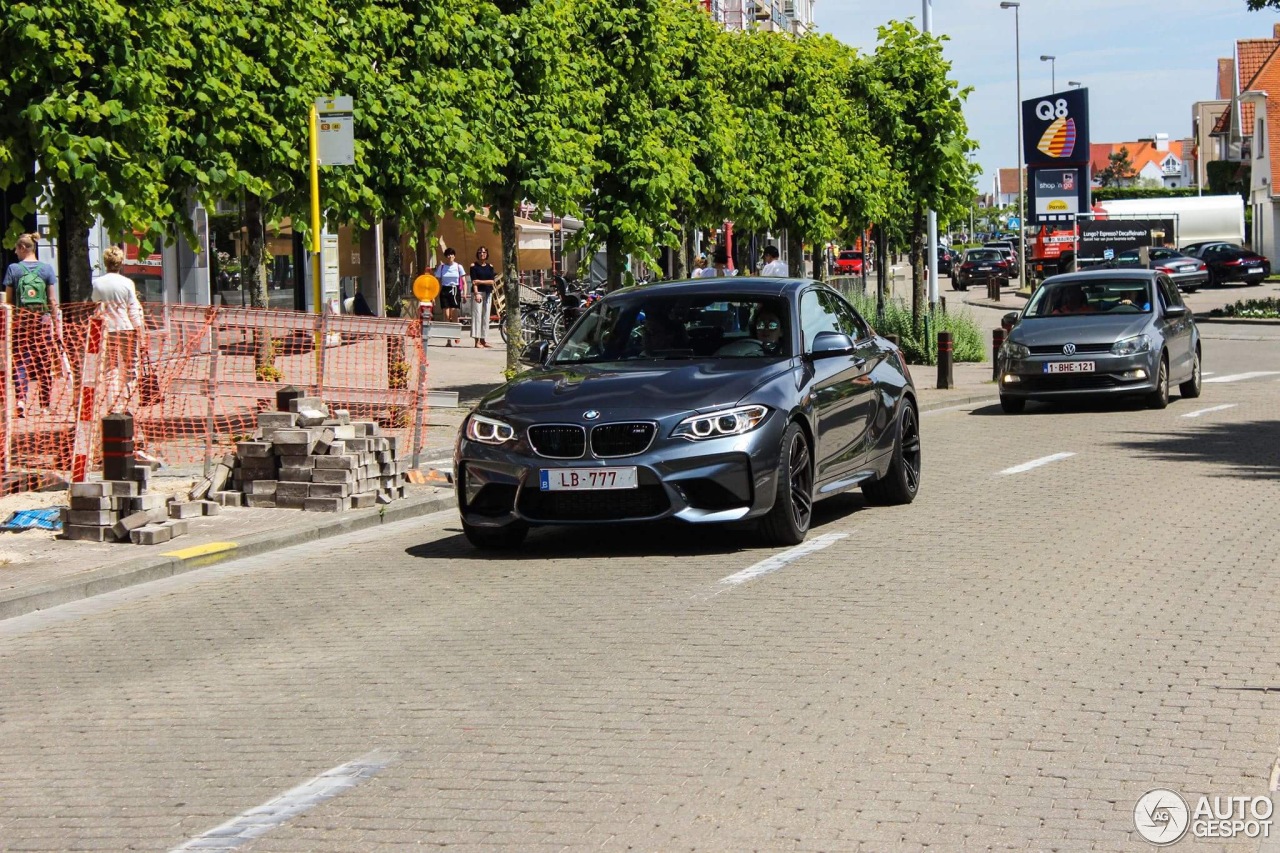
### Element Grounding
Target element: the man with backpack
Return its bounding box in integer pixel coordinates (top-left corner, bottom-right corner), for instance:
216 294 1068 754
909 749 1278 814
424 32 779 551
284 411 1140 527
3 233 62 417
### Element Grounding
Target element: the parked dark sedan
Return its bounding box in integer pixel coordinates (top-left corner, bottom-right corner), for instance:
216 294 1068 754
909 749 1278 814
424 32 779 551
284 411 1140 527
455 278 921 549
953 248 1012 291
936 247 955 277
1110 247 1208 292
1199 243 1271 285
997 270 1201 413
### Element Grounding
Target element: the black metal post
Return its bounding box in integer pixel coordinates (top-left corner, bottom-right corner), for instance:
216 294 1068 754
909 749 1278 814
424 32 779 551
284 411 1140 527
992 329 1005 382
937 331 953 390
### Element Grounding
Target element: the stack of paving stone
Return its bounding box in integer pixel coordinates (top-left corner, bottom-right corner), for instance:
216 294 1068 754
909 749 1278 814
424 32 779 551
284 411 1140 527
60 481 218 545
189 396 409 512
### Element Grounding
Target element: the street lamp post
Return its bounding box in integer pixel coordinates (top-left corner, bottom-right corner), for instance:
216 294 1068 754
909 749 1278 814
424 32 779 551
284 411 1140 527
923 0 938 307
1000 1 1026 287
1040 55 1055 93
1068 80 1082 89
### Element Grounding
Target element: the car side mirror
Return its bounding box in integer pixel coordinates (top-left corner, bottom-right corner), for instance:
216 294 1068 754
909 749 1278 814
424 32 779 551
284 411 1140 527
809 331 856 358
1164 304 1190 318
1001 311 1020 332
519 340 550 366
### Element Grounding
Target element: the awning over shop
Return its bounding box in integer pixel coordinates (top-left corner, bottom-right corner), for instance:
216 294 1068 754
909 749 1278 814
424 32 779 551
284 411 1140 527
435 211 557 272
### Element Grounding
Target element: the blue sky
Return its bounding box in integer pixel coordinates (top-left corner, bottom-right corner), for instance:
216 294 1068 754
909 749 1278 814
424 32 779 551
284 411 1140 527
813 0 1271 196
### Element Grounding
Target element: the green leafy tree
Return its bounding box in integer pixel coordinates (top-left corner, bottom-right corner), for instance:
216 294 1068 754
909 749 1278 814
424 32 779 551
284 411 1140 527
578 0 712 291
869 21 977 334
1096 146 1137 188
0 0 178 300
479 0 602 370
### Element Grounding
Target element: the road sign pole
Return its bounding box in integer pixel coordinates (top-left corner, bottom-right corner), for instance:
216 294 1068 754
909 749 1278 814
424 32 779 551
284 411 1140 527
310 104 323 372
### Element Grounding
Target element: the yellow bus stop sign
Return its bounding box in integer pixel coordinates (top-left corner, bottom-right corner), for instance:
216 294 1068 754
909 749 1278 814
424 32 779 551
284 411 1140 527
412 273 440 303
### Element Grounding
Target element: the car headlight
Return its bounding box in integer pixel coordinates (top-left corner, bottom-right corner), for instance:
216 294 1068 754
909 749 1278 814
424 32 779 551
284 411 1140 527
465 413 516 445
1001 340 1030 359
1111 334 1151 356
672 405 768 440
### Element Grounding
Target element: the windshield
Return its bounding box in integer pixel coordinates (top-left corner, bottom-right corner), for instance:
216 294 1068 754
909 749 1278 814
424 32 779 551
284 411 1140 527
1025 279 1153 317
965 250 1003 262
553 293 791 364
839 251 861 260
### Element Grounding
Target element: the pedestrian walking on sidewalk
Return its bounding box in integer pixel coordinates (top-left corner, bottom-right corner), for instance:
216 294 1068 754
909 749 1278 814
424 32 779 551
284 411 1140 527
3 232 62 418
434 248 467 347
468 247 496 348
760 245 787 277
91 246 146 411
698 246 736 278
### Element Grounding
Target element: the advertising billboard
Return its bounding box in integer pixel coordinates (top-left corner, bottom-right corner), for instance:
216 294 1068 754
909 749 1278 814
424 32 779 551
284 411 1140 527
1033 168 1081 219
1077 218 1176 262
1022 88 1090 166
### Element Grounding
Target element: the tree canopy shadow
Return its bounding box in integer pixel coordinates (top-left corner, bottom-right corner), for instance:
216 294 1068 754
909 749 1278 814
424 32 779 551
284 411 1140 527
1109 419 1280 480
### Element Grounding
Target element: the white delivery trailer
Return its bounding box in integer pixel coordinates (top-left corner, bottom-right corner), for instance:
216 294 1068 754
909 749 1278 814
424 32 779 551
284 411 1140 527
1097 195 1245 249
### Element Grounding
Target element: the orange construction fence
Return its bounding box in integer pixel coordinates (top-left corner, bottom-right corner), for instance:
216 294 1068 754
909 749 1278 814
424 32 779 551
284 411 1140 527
0 303 431 493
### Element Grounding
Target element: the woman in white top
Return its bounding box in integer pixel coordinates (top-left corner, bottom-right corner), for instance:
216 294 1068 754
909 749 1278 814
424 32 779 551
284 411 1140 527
699 247 736 277
91 246 146 411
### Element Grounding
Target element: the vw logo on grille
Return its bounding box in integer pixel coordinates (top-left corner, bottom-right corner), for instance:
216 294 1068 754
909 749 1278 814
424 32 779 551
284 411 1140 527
1062 342 1077 356
583 410 601 421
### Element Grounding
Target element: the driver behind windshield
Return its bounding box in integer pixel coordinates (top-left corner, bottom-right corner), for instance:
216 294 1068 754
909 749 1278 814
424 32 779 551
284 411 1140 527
1051 285 1094 315
752 307 785 355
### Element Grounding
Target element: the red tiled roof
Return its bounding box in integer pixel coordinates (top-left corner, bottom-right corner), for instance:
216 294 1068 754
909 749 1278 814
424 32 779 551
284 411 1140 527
1212 103 1233 135
1218 58 1235 100
1237 38 1280 129
1089 141 1184 180
1244 45 1280 192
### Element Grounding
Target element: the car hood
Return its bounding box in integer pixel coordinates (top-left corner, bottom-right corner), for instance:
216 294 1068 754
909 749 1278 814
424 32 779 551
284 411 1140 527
478 360 797 417
1012 315 1151 346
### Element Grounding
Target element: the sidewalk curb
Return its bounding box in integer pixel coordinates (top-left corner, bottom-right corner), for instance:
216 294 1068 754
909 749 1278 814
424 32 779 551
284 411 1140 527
0 488 456 622
1193 314 1280 325
918 393 997 413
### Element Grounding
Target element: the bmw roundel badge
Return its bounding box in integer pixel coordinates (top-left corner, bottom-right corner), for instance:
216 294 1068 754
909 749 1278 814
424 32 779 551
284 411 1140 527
583 410 601 421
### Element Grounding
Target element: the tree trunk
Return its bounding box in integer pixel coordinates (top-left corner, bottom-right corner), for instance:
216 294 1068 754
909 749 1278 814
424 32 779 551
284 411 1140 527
382 217 402 316
605 234 624 292
811 242 824 280
672 223 689 280
495 193 521 374
911 204 926 339
59 195 93 303
787 230 804 277
244 193 273 376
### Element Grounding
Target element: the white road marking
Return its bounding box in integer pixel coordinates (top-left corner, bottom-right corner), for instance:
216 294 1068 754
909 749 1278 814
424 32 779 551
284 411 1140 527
1181 404 1237 419
171 750 397 851
998 452 1075 476
719 533 848 586
1202 372 1216 376
1204 371 1280 384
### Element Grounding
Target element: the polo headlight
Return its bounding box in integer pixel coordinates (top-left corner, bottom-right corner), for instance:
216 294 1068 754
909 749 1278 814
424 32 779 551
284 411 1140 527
673 405 768 440
1111 334 1151 356
1001 340 1030 359
465 413 516 445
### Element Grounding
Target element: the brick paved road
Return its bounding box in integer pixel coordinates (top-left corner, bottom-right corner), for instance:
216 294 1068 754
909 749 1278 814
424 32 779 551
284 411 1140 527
1 325 1279 851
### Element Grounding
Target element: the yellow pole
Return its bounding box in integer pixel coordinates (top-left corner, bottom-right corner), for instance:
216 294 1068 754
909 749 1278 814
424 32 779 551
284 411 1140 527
309 104 323 370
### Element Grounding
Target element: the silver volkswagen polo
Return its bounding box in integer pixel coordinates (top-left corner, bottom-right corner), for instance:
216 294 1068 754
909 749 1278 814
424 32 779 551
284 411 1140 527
997 270 1202 413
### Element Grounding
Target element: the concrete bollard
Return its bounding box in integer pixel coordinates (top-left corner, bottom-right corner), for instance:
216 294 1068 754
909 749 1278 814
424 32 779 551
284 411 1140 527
937 331 953 390
987 277 1001 302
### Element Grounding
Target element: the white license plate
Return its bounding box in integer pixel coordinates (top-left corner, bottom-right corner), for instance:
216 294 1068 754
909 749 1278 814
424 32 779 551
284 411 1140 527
540 467 638 491
1248 266 1263 273
978 266 993 271
1045 361 1095 374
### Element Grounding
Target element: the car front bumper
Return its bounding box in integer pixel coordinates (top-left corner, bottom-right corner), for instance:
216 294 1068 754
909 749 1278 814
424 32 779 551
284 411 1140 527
998 350 1159 400
455 418 788 529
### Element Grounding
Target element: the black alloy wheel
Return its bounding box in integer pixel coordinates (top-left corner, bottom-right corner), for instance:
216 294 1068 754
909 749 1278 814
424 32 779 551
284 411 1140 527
862 400 921 505
760 422 813 546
